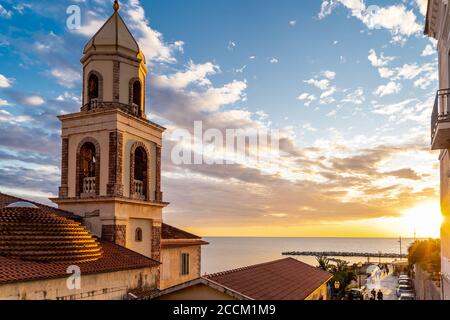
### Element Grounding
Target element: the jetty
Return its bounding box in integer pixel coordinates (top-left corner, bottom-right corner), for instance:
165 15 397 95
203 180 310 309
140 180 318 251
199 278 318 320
282 251 407 259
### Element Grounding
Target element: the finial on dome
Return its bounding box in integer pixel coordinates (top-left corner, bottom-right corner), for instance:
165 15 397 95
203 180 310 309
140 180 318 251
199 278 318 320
113 0 120 12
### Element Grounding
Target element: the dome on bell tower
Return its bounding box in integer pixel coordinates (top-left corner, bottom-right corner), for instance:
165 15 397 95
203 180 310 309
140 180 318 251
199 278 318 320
82 6 140 57
80 0 148 118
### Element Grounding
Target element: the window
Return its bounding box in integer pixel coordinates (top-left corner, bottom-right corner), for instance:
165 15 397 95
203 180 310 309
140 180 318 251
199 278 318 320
135 228 143 242
132 146 148 199
88 74 99 102
79 142 97 195
132 81 141 107
80 142 96 178
181 253 190 276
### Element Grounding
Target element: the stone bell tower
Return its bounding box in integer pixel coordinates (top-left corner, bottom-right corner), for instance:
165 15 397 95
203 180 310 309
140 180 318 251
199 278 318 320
52 1 167 262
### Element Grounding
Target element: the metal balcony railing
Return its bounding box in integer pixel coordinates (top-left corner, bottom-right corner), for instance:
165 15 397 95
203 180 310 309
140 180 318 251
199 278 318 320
431 88 450 144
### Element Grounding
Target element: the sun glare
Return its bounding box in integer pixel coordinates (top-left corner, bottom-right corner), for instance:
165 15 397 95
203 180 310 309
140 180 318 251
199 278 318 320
402 202 443 239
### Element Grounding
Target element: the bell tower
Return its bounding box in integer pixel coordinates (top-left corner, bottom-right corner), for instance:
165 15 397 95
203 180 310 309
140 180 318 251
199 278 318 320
52 1 167 262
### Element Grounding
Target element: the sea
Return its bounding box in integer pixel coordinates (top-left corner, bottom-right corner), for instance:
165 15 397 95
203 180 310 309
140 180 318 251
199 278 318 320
201 237 417 274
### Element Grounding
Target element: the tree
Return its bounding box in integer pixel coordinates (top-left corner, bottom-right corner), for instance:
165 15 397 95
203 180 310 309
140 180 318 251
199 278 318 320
408 239 441 274
316 255 330 271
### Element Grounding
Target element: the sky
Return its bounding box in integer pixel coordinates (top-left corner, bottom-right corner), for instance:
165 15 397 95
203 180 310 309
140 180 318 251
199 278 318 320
0 0 442 238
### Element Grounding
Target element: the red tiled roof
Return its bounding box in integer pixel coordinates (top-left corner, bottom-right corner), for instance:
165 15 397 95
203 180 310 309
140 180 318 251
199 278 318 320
0 240 159 285
0 192 159 284
162 223 201 240
161 224 209 248
0 193 79 220
205 258 332 300
0 207 103 263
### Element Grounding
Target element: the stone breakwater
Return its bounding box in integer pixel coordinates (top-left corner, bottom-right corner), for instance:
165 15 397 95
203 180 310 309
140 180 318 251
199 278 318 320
282 251 407 259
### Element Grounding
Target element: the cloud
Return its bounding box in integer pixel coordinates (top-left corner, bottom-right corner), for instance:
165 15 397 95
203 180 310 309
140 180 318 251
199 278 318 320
421 44 434 57
269 58 279 64
0 4 12 19
0 99 12 106
23 96 45 106
373 81 402 97
289 20 297 26
124 0 182 63
368 49 395 67
49 67 82 88
153 61 219 90
415 0 428 16
303 71 338 104
297 93 317 106
342 88 365 104
0 74 12 88
227 41 236 51
0 110 33 124
319 1 422 42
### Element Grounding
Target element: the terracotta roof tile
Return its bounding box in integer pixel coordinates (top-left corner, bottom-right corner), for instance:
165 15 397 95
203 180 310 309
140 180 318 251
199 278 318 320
0 240 159 285
162 223 201 240
0 193 79 220
205 258 332 300
0 206 102 263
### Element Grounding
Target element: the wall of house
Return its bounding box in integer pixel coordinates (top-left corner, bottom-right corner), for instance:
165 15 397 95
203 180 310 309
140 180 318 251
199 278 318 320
127 218 152 258
160 246 201 290
157 284 236 301
414 264 442 300
304 281 330 300
0 267 158 300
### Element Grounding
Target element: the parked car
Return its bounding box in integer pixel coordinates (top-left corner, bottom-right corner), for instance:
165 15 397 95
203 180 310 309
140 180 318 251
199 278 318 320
396 284 414 297
398 293 415 300
346 288 363 300
398 279 413 286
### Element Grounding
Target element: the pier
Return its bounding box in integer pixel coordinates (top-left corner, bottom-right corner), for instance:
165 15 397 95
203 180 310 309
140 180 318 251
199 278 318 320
282 251 407 259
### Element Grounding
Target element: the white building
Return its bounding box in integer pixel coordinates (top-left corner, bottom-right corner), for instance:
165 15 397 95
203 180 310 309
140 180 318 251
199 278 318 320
425 0 450 300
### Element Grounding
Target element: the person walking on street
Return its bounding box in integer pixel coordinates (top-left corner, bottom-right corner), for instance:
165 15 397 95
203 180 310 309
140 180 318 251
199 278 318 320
371 288 376 300
377 290 384 300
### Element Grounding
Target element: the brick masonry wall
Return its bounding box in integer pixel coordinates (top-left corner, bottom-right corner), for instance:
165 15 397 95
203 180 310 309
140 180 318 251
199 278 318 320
151 225 161 262
59 138 69 198
155 146 162 202
101 224 127 247
107 130 124 196
113 61 120 102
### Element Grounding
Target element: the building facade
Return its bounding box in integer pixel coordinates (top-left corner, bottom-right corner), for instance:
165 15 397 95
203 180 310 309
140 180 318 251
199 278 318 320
426 0 450 300
0 1 207 300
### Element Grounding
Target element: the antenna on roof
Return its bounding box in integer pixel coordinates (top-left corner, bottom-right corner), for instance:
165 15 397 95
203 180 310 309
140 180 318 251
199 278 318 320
113 0 120 12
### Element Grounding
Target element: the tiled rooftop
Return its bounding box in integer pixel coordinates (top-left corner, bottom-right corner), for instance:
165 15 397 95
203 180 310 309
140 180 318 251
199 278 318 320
0 192 160 284
0 240 159 284
162 223 202 240
0 206 102 263
161 223 209 248
0 193 79 220
205 257 332 300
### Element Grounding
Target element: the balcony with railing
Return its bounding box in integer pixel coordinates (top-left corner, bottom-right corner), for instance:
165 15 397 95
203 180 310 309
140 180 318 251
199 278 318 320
133 180 145 200
82 177 96 195
431 88 450 150
81 100 144 119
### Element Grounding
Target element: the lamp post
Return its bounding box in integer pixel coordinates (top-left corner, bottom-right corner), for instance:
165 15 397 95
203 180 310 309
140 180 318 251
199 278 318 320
357 262 363 288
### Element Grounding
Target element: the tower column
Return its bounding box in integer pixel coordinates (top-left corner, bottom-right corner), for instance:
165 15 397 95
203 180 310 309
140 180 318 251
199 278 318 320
155 146 162 202
107 130 124 197
58 138 69 198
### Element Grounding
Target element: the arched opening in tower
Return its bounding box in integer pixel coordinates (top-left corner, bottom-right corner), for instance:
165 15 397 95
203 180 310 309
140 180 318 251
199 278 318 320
80 142 97 195
132 80 142 116
88 74 99 107
133 146 147 200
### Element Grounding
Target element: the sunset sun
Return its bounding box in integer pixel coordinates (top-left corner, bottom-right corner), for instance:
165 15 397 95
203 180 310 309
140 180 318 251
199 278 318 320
402 202 443 239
